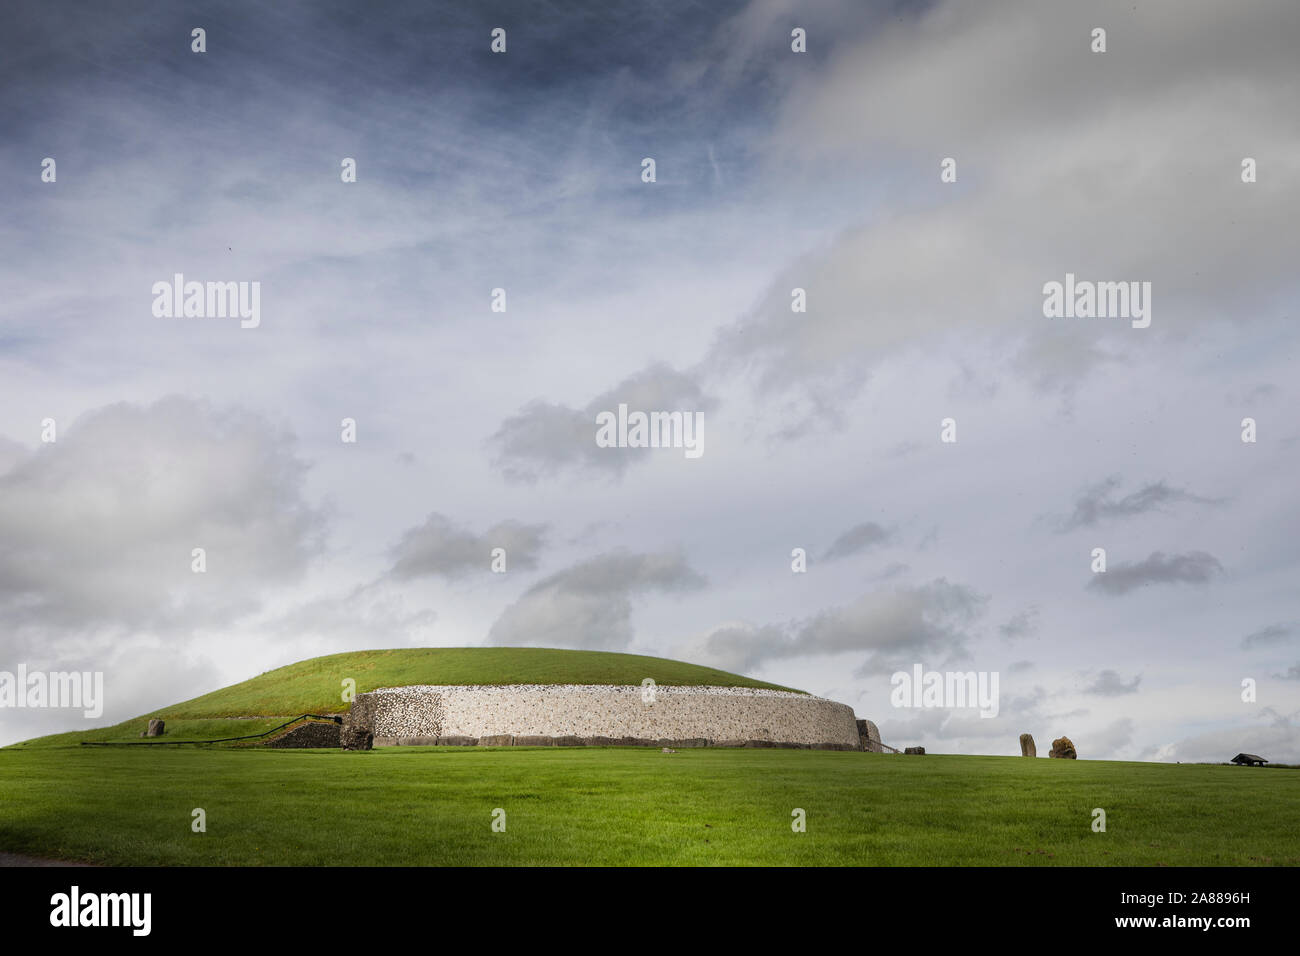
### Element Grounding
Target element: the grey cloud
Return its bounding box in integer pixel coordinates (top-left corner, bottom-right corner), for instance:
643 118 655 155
1229 383 1280 404
1143 709 1300 765
1000 607 1040 642
487 550 706 650
0 435 25 474
1242 622 1297 650
868 562 911 583
388 513 546 581
489 363 716 482
708 0 1300 409
1086 717 1137 758
699 579 988 676
821 522 894 561
0 397 326 649
263 584 437 657
1058 476 1222 531
1088 551 1223 596
1083 669 1141 696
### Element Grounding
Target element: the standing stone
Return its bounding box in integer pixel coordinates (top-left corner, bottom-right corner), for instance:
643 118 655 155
146 719 165 737
856 719 883 753
1048 736 1077 759
1019 733 1036 757
904 746 926 755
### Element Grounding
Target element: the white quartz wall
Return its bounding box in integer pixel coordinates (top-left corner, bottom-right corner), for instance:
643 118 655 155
355 684 860 747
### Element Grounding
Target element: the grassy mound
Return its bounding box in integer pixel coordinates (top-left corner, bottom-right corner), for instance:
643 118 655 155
9 647 800 748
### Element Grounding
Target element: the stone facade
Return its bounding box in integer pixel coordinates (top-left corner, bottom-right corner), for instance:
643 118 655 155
341 684 861 750
857 719 883 752
266 720 342 749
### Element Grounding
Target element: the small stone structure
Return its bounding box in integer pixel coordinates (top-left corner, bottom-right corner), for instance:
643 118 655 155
904 746 925 755
141 719 165 738
1020 733 1036 757
857 719 884 753
1048 736 1077 759
341 724 373 751
267 720 343 749
341 684 861 750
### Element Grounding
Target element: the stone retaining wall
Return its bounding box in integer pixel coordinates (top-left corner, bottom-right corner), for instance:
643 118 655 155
342 684 861 750
265 720 342 749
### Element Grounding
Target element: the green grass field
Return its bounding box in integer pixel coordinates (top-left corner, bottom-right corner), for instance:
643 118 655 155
10 647 799 748
0 747 1294 866
4 648 1295 866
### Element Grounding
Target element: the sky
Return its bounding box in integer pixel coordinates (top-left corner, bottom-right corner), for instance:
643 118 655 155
1 0 1298 760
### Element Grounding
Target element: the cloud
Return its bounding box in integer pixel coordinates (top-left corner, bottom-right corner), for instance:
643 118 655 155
1083 669 1141 696
487 550 706 650
1057 476 1222 531
821 521 894 561
1086 717 1137 758
999 607 1040 642
697 579 988 676
259 584 438 665
706 0 1300 412
1241 622 1298 650
489 363 716 482
0 397 325 651
868 562 911 583
1143 708 1300 765
1087 551 1223 596
388 513 546 581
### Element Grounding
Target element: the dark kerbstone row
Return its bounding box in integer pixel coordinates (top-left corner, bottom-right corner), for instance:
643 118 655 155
478 735 514 747
513 735 554 746
341 726 374 751
266 721 342 749
553 735 584 747
436 736 478 746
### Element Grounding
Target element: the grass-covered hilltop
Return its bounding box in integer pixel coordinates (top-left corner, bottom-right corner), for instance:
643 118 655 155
8 647 802 749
